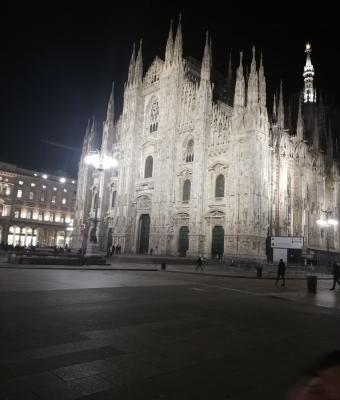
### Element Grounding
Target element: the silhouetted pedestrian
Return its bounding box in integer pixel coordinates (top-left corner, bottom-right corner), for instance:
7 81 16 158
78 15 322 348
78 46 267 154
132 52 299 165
195 255 203 271
111 245 115 256
275 258 286 286
330 261 340 290
116 245 119 255
118 245 121 254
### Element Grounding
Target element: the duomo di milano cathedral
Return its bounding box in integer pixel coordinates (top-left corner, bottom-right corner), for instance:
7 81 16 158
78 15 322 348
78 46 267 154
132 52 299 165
73 18 340 260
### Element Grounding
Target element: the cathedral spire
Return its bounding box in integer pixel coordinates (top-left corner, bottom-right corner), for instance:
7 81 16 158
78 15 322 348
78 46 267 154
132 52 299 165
200 31 211 82
233 51 245 108
272 93 277 123
165 19 174 66
277 81 284 128
173 14 183 65
106 81 115 123
303 42 316 103
247 46 258 106
258 53 266 109
134 39 143 85
127 43 136 86
296 97 303 141
226 52 234 103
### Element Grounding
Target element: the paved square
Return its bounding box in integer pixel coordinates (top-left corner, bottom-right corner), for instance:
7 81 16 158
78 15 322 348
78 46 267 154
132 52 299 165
0 266 339 399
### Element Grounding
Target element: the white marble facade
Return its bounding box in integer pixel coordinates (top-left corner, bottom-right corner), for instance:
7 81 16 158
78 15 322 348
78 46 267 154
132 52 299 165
73 20 340 260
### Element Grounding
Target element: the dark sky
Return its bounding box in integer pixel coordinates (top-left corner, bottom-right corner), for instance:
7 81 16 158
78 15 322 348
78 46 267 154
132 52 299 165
1 2 339 177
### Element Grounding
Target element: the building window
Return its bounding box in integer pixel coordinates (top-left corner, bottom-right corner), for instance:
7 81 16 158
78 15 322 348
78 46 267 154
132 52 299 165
63 188 67 193
62 198 67 205
144 156 153 178
26 210 32 219
17 189 22 198
185 139 194 163
51 195 56 204
149 101 159 133
60 214 65 223
14 209 20 219
53 187 57 191
215 174 225 198
18 181 23 185
49 213 54 222
5 186 11 195
112 191 117 207
31 183 35 187
183 179 191 202
40 192 45 202
38 211 43 221
29 191 34 200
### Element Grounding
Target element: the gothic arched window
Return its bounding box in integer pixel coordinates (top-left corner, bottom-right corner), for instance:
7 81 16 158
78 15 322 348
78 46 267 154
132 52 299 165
144 156 153 178
149 101 159 133
185 139 194 163
183 179 191 202
112 191 117 207
215 174 225 198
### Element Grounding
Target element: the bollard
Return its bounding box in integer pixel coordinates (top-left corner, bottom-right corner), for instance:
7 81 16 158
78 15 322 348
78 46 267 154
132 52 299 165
256 266 263 278
306 275 317 294
161 262 166 271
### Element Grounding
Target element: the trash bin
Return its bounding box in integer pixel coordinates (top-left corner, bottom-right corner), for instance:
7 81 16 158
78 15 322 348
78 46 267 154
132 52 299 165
307 275 317 293
256 266 263 278
161 262 166 271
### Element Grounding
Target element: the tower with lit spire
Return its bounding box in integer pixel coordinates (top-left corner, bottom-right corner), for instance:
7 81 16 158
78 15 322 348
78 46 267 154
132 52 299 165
303 42 316 103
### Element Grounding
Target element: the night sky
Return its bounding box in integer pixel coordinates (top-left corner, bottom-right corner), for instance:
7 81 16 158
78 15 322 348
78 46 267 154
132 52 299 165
1 3 339 178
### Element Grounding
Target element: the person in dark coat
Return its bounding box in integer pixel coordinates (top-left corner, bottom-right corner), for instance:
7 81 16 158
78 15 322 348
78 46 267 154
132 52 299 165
275 258 286 286
330 262 340 290
195 255 203 271
111 245 115 256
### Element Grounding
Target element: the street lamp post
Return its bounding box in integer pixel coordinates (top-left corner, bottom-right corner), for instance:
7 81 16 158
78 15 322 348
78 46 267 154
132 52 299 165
317 209 338 266
84 150 118 256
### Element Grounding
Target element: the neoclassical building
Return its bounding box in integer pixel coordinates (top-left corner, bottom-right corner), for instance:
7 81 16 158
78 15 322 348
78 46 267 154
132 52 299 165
0 162 76 247
73 19 340 260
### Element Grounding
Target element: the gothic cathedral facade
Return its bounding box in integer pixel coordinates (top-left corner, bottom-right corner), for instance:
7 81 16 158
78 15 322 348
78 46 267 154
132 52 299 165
73 19 340 260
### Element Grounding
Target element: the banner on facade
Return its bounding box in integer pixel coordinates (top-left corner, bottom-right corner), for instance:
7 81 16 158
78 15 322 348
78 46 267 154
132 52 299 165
271 236 303 249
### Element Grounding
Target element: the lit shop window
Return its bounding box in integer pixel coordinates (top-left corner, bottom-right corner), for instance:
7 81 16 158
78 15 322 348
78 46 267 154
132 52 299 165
26 210 32 219
17 189 22 198
38 211 43 221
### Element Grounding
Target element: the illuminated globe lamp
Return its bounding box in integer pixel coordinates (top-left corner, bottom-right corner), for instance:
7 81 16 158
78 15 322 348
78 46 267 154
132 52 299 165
84 150 118 171
84 150 118 256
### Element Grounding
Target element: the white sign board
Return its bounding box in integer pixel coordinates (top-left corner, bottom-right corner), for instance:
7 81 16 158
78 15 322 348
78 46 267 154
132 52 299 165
271 236 303 249
273 248 288 264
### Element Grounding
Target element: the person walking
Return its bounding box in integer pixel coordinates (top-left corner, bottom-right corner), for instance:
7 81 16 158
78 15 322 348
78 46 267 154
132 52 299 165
275 258 286 287
111 245 115 256
330 261 340 290
195 255 203 271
